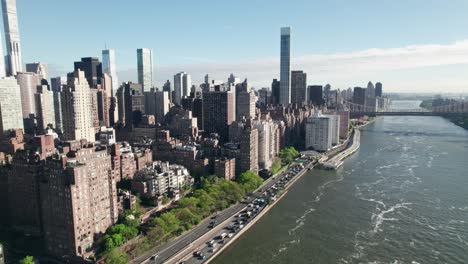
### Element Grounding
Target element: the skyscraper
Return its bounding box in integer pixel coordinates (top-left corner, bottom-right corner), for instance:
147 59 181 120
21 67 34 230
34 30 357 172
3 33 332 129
51 77 66 133
61 70 96 142
26 63 48 81
203 90 235 142
102 49 119 96
271 79 280 105
35 84 55 131
239 123 258 174
280 27 291 105
353 87 366 106
375 82 383 97
0 77 23 133
73 57 102 88
173 72 191 105
17 72 41 130
137 48 153 92
291 70 307 104
308 85 323 106
2 0 22 76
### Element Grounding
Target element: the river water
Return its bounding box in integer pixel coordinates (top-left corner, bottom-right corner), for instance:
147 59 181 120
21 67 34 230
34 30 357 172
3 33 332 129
213 100 468 264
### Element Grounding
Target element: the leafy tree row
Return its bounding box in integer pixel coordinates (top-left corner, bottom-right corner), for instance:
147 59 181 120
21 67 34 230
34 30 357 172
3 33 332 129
279 147 300 164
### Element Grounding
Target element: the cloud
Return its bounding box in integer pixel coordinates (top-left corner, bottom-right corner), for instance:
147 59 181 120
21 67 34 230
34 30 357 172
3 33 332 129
117 40 468 92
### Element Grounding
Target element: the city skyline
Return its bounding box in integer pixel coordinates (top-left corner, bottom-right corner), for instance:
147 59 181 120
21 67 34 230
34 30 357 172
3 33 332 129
3 1 468 93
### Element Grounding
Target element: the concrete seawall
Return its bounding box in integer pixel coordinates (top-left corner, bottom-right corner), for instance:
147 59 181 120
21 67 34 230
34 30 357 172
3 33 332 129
205 162 313 263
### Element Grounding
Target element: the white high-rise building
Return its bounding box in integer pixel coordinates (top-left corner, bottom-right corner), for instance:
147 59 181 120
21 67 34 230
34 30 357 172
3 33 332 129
173 72 191 105
102 49 118 97
137 48 153 92
305 115 333 152
0 77 23 132
2 0 22 76
61 70 96 142
35 85 55 131
155 91 170 123
365 81 377 111
324 114 340 146
280 27 291 105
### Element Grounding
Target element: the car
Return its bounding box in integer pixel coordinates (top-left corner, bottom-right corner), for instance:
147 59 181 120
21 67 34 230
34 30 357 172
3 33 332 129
228 233 234 238
193 251 202 257
150 255 157 260
199 255 207 260
208 247 217 253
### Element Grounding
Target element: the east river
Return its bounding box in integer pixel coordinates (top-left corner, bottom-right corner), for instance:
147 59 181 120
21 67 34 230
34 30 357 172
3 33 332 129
213 101 468 264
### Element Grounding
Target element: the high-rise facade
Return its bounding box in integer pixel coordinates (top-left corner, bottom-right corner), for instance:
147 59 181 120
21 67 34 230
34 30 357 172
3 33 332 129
308 85 323 106
51 77 67 133
102 49 119 96
35 84 55 131
236 90 256 120
365 81 376 111
0 77 23 133
2 0 22 76
239 124 258 174
40 143 118 258
173 72 191 105
26 63 48 81
291 70 307 104
202 90 235 142
17 72 40 121
271 78 280 105
137 48 153 92
280 27 291 105
155 91 170 123
305 116 333 152
353 87 366 106
74 57 102 88
61 70 96 142
375 82 383 97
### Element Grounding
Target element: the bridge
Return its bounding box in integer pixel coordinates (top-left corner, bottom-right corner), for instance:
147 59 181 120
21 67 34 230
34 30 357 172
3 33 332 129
343 100 468 118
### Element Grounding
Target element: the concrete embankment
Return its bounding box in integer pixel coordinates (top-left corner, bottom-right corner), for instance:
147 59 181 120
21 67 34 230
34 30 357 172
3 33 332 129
205 162 313 264
321 129 360 170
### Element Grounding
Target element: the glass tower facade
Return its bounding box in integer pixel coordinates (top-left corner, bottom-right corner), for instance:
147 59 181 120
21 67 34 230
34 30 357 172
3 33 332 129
137 48 153 92
280 27 291 105
102 49 119 97
2 0 22 76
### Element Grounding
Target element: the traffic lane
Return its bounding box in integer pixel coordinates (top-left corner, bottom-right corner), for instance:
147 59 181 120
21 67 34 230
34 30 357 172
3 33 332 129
139 165 298 263
138 203 246 264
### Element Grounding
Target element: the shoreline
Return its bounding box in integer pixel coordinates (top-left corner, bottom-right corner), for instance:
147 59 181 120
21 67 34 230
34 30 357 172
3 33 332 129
204 161 314 264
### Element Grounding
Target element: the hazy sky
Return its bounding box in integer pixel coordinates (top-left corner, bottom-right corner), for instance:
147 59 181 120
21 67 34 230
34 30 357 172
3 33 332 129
6 0 468 93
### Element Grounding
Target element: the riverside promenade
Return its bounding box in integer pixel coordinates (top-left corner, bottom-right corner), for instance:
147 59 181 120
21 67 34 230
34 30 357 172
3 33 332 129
321 129 360 170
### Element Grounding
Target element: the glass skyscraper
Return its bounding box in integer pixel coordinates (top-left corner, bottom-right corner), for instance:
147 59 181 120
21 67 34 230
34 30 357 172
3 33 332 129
102 49 118 97
2 0 22 76
137 48 153 92
280 27 291 105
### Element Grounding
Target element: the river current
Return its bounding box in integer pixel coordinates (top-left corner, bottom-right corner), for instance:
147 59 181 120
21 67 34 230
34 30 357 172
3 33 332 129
213 100 468 264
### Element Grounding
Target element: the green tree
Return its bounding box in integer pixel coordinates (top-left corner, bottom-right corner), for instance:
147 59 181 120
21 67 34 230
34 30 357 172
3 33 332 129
279 147 299 164
19 256 35 264
236 171 263 193
270 158 282 175
105 248 128 264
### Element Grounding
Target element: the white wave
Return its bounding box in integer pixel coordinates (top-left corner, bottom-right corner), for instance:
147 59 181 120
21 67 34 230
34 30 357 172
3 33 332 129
289 208 315 235
371 203 412 233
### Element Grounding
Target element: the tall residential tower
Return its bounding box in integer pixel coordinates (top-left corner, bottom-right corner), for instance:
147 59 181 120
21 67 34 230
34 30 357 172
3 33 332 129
137 48 153 92
280 27 291 105
102 49 119 96
2 0 22 76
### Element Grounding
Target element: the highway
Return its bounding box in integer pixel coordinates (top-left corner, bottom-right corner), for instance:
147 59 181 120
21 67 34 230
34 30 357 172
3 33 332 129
134 161 305 264
168 159 315 264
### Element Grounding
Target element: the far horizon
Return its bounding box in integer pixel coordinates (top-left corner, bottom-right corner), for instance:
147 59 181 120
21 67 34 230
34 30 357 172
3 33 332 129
5 0 468 93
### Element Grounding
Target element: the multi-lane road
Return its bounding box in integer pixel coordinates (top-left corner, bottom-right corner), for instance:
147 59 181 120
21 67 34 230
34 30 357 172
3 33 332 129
135 156 316 264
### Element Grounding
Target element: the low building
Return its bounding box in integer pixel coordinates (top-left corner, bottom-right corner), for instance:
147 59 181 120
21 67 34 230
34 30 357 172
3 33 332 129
132 161 193 200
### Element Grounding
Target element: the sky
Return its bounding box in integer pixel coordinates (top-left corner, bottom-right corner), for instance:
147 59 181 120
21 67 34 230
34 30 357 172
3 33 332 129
6 0 468 93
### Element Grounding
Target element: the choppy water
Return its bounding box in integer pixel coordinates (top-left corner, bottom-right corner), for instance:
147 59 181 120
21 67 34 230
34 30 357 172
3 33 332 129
213 101 468 264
